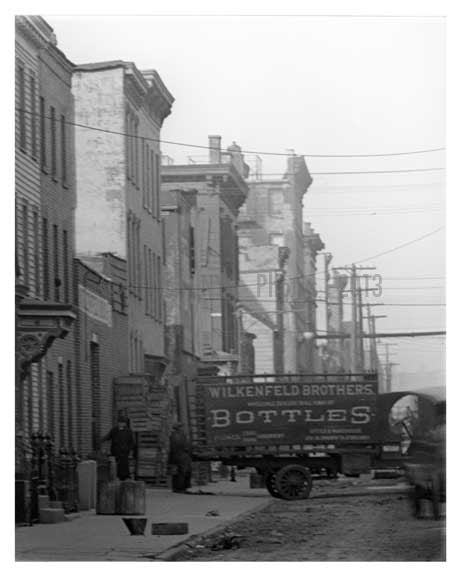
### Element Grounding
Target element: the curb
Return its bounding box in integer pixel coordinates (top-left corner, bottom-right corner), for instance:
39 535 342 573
152 499 272 561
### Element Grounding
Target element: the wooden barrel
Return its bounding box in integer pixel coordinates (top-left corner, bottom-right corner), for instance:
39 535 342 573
118 480 146 515
96 480 120 515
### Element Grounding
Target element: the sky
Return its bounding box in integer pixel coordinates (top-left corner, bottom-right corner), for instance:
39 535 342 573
44 14 446 388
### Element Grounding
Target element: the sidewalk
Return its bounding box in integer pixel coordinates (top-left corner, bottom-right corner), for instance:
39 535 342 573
15 475 270 562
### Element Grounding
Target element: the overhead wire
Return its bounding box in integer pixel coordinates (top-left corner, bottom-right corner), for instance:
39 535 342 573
16 107 444 160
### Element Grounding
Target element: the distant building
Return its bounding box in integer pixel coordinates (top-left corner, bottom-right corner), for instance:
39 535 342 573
161 188 200 433
238 237 289 373
239 155 315 372
72 61 174 379
161 136 249 374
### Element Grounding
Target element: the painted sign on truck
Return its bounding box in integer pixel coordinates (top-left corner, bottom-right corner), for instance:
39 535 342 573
201 379 378 446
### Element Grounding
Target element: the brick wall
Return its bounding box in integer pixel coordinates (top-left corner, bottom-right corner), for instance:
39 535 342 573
74 258 128 458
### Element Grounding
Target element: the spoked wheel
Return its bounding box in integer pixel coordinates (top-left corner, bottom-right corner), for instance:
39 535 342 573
265 472 284 499
274 465 313 500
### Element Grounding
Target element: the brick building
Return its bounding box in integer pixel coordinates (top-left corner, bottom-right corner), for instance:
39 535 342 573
161 188 200 434
72 61 174 379
161 137 248 374
74 255 128 457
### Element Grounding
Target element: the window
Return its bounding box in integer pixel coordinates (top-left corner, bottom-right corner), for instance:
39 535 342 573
269 233 284 247
141 138 149 208
61 115 67 185
63 229 69 302
152 252 157 319
134 119 139 188
53 224 60 301
155 153 161 219
126 111 131 180
189 225 195 276
33 212 40 296
42 218 49 299
30 75 37 158
46 371 55 438
40 97 46 170
157 255 162 322
58 363 64 446
22 204 29 285
150 150 155 216
66 361 73 448
50 107 56 179
144 244 148 313
148 248 153 315
90 342 100 452
18 64 26 150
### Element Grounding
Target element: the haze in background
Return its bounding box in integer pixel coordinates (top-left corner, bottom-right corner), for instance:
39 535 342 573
46 15 446 390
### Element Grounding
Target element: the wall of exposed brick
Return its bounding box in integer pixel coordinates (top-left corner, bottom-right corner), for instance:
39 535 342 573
74 258 128 458
72 64 168 371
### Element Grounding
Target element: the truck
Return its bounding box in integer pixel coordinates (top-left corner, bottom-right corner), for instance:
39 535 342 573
180 371 442 500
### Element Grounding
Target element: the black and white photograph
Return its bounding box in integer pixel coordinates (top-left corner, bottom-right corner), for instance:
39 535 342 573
11 1 449 565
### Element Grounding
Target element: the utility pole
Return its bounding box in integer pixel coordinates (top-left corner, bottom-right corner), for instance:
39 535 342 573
323 253 332 336
365 305 386 372
350 265 358 371
357 276 365 370
333 265 376 373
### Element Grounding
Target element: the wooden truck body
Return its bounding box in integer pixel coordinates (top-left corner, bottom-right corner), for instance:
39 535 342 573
180 372 443 500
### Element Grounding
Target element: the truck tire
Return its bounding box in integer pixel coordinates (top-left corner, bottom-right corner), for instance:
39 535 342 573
274 465 313 500
265 473 284 499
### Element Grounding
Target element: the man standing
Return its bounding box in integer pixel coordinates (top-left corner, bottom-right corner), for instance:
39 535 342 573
168 422 192 493
101 415 135 480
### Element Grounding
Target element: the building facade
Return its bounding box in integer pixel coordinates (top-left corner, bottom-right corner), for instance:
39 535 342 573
74 255 128 458
15 17 77 478
72 61 174 379
161 136 248 374
38 23 77 451
161 188 200 434
239 155 314 373
302 222 325 372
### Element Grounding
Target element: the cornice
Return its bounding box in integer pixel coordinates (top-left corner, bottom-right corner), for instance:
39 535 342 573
16 16 50 50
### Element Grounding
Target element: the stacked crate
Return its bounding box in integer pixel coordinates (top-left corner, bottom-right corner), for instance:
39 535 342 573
136 383 172 486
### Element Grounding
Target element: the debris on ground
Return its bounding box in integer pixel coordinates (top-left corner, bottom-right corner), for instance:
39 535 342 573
205 510 220 517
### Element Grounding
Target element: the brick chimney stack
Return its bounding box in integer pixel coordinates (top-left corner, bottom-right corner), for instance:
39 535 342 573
208 135 222 163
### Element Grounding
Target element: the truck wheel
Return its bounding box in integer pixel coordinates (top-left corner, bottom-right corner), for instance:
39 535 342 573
274 465 313 500
265 473 283 499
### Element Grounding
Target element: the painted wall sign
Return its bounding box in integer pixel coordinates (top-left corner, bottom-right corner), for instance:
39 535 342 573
201 379 379 446
78 284 112 327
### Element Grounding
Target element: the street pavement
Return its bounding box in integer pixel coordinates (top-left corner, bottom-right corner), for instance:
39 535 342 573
15 472 410 562
15 474 270 562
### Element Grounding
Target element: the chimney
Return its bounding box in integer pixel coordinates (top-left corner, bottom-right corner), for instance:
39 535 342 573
208 135 222 163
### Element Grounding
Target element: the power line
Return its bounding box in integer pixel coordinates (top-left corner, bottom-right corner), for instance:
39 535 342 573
17 107 445 161
352 226 445 265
